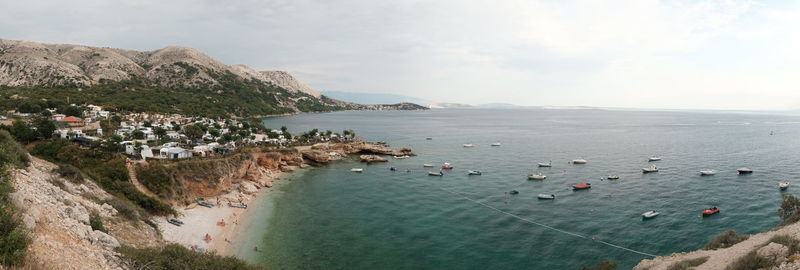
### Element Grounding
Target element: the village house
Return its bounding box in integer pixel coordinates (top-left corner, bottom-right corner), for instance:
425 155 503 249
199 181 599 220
56 116 84 127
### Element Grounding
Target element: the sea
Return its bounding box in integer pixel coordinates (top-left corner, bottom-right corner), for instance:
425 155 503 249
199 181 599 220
233 108 800 269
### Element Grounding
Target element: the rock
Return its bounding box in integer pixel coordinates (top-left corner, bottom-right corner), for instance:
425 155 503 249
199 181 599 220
89 230 120 249
301 150 331 164
757 242 789 265
240 181 259 194
280 165 299 172
265 181 274 188
360 155 388 163
21 213 36 230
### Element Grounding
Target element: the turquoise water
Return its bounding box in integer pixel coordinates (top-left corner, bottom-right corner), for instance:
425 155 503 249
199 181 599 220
245 109 800 269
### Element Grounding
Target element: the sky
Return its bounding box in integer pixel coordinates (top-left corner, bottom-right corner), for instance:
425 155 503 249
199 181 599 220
1 0 799 110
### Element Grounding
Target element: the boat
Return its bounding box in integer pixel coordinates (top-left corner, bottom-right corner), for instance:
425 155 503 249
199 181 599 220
528 173 546 180
648 156 662 162
699 170 716 176
572 183 591 190
537 161 552 167
441 163 454 169
166 218 184 226
423 163 435 167
537 194 555 200
351 168 364 173
702 207 720 216
468 170 482 175
642 165 659 173
197 200 215 208
642 210 660 219
572 159 587 164
607 175 620 180
428 171 444 176
463 144 474 148
426 137 433 140
393 155 410 159
737 168 753 174
228 202 248 209
509 190 519 195
780 181 790 190
390 167 397 171
491 142 502 147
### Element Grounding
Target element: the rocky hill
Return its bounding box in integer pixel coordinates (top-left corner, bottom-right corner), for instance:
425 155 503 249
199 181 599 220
0 38 424 116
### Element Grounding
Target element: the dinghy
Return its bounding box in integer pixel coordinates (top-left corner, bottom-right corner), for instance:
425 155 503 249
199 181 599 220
572 183 591 190
351 168 364 173
393 155 410 159
537 194 555 200
642 210 660 219
167 218 184 226
607 175 620 180
642 165 659 173
699 170 716 176
491 142 501 147
426 137 433 140
463 144 474 148
780 181 790 190
737 168 753 174
509 190 519 195
228 202 248 209
572 159 587 164
428 171 444 176
702 207 720 216
468 170 482 175
442 163 454 169
423 164 435 167
537 161 552 167
528 173 546 180
648 156 662 162
197 200 215 208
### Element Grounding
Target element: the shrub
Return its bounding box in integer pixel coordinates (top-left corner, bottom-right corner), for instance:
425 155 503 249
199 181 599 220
55 163 84 183
581 261 618 270
779 194 800 226
767 234 800 255
103 197 142 221
726 250 772 270
117 244 263 270
704 230 748 250
136 164 176 198
89 211 107 233
0 130 30 168
667 256 709 270
0 137 31 266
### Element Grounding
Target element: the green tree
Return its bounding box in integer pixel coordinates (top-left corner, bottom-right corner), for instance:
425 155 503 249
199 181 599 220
154 127 167 141
132 130 145 140
61 106 83 117
17 100 42 113
208 128 221 137
32 117 56 140
182 125 204 141
779 194 800 225
9 121 37 144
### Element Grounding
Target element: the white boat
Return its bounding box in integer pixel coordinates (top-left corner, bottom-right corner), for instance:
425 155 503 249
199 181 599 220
572 159 587 164
428 171 444 176
491 142 502 147
607 175 620 180
351 168 364 172
468 170 482 175
648 156 662 162
463 144 474 148
393 155 410 159
537 161 552 167
528 173 546 180
699 170 716 176
642 165 659 173
737 168 753 174
780 181 790 190
642 210 660 219
423 163 435 167
537 194 555 200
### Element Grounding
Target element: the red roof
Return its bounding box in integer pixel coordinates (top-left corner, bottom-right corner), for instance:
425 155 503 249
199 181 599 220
57 116 83 122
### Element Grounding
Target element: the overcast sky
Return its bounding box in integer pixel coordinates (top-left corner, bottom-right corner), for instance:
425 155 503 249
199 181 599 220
1 0 799 110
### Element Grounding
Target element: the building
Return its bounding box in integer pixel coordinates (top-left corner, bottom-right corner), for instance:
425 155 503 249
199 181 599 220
57 116 84 127
159 147 192 159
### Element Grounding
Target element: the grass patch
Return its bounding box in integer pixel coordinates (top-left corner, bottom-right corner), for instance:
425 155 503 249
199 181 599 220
54 163 84 184
667 256 709 270
767 234 800 255
89 211 107 233
0 130 31 267
135 164 177 198
117 244 263 270
704 230 749 250
726 250 773 270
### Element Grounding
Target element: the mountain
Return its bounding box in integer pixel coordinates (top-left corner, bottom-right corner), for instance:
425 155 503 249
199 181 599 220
0 38 422 116
428 102 474 109
321 91 430 105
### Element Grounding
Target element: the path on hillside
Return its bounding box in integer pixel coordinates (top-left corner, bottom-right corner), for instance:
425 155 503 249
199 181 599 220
127 162 159 199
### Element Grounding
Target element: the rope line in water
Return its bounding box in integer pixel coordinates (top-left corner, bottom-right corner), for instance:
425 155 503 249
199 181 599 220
438 187 658 258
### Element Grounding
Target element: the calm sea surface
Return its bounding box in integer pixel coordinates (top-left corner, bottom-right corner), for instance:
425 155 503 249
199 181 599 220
241 108 800 269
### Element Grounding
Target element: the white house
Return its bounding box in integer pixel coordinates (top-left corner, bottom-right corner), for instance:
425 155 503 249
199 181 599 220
159 147 192 159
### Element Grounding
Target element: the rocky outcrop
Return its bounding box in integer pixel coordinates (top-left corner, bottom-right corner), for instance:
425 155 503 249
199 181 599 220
360 154 388 163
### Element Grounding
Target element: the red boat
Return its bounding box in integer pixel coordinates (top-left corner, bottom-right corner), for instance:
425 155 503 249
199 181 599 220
442 163 454 169
702 207 720 216
572 183 592 190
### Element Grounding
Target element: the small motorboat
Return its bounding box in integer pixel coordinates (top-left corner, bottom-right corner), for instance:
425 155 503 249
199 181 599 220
467 170 482 175
428 171 444 176
393 155 410 159
229 202 248 209
423 163 435 167
572 183 591 190
167 218 184 226
390 167 397 171
572 159 587 164
491 142 502 147
442 163 454 169
537 161 552 167
648 156 662 162
699 170 716 176
642 210 660 219
197 200 215 208
780 181 790 190
607 175 620 180
463 144 474 148
642 165 659 173
426 137 433 140
537 194 555 200
528 173 546 180
351 168 364 173
702 207 720 216
737 168 753 174
509 190 519 195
